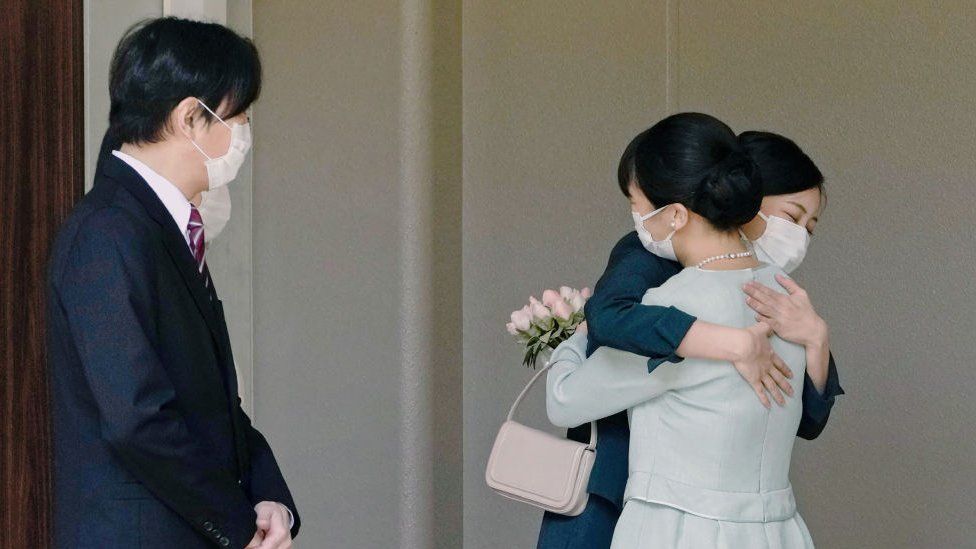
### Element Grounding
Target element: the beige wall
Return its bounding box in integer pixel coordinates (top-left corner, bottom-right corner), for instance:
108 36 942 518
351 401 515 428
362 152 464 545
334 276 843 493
672 2 976 547
252 1 461 547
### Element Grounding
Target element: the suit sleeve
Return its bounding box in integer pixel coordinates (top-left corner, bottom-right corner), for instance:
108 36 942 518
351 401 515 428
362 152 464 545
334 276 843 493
796 353 844 439
546 333 726 428
236 400 301 538
584 233 696 369
59 209 257 548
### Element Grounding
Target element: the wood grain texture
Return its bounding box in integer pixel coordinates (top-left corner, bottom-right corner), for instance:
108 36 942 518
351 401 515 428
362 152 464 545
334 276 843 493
0 1 84 548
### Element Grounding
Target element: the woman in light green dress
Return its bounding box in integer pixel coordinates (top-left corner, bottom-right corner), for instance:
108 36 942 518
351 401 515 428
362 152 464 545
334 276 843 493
546 113 814 548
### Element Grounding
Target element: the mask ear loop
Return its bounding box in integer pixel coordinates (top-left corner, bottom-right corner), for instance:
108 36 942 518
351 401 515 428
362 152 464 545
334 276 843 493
186 133 214 161
185 99 231 161
639 205 678 241
196 99 232 129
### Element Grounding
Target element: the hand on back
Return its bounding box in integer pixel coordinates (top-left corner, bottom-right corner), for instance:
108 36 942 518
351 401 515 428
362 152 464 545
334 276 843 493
732 322 794 409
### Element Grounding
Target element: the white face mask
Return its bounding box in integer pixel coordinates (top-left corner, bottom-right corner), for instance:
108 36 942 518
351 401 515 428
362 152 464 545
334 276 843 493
197 185 232 243
188 99 252 190
633 205 677 261
751 212 810 273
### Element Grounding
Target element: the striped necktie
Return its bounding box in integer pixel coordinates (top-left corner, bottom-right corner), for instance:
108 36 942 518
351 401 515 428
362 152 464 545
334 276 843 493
187 204 212 289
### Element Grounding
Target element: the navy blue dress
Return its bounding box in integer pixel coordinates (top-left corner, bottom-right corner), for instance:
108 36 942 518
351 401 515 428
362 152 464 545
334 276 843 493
536 232 844 549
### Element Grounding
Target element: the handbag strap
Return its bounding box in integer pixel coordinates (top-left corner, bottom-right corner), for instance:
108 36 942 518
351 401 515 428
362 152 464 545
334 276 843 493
506 360 597 451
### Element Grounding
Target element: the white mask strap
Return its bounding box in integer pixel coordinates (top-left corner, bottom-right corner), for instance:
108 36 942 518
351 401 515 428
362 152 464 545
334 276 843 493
187 99 233 161
188 137 213 161
635 205 676 240
637 205 668 222
196 99 232 129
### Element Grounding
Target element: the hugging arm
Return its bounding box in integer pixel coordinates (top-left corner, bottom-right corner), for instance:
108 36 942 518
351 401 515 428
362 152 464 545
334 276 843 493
744 274 845 438
546 333 724 428
583 233 696 368
797 353 844 439
585 233 794 406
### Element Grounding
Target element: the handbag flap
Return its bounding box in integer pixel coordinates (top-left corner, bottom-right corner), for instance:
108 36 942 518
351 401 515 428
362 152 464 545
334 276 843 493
486 420 590 506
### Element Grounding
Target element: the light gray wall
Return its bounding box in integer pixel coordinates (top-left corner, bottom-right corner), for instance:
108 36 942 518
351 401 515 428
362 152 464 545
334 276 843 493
251 1 461 547
207 0 256 413
83 0 160 187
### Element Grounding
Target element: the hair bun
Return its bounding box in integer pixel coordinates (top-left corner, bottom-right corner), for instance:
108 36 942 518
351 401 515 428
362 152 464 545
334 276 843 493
692 150 763 230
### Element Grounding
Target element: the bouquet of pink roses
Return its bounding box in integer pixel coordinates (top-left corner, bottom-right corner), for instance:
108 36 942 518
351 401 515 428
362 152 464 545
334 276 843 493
506 286 592 368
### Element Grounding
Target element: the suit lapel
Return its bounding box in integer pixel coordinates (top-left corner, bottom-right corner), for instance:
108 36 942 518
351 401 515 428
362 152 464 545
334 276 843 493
101 155 224 351
100 154 249 474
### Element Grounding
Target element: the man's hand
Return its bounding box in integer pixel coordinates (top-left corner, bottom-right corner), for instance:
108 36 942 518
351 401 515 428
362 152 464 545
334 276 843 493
744 275 828 347
732 322 794 408
245 530 265 549
253 501 293 549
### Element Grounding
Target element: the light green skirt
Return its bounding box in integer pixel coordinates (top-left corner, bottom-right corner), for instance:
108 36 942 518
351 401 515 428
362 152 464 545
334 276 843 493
611 500 815 549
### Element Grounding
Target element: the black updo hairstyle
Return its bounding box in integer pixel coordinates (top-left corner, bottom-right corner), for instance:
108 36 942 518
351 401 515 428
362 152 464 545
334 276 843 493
618 112 763 231
739 131 823 197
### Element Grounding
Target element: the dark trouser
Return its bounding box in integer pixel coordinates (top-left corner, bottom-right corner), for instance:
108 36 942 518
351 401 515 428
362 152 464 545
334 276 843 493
536 494 621 549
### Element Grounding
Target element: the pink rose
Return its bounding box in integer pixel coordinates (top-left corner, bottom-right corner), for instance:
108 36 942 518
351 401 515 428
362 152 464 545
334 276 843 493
530 301 551 320
511 309 532 331
559 286 575 300
506 322 518 335
541 289 561 308
552 300 574 320
570 294 585 312
580 287 592 299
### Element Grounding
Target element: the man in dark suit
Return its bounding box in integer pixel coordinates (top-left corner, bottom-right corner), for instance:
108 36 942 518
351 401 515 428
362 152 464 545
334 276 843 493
47 18 298 549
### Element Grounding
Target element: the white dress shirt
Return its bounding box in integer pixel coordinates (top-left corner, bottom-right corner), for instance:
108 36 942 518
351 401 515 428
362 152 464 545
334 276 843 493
112 150 193 249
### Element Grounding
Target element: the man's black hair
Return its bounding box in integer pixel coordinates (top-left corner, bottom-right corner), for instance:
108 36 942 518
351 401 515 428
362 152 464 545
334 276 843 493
108 17 261 144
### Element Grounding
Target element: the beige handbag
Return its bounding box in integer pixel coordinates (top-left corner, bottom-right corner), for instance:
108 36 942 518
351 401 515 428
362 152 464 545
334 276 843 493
485 361 597 516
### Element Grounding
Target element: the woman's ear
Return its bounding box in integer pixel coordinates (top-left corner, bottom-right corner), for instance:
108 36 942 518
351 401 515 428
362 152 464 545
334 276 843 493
171 97 202 141
671 203 690 231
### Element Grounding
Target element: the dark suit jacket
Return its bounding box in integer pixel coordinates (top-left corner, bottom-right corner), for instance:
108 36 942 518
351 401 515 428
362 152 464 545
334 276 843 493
47 151 299 548
567 231 844 509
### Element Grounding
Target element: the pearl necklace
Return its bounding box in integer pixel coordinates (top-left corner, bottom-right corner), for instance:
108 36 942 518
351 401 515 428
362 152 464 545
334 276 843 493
695 250 753 269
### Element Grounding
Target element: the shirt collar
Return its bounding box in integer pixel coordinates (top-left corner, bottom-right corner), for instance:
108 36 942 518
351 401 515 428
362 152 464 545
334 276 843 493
112 150 192 245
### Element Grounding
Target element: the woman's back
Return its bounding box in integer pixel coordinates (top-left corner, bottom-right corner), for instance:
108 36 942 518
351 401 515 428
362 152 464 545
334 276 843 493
624 262 806 521
544 112 816 548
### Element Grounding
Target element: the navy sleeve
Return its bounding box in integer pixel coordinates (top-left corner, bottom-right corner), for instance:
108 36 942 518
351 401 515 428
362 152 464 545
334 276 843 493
584 232 697 371
796 353 845 440
238 400 301 538
59 209 259 548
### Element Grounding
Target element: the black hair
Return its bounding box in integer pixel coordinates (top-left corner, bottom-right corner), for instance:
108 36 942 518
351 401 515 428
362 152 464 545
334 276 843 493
739 131 823 197
617 112 762 231
108 17 261 144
